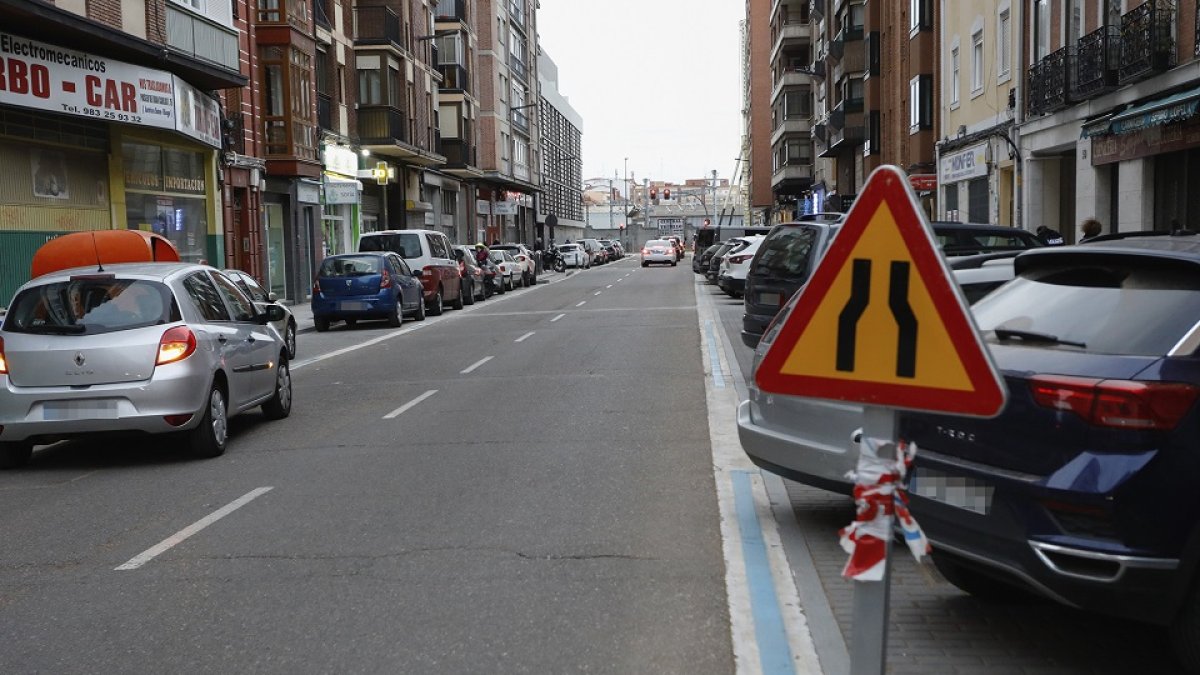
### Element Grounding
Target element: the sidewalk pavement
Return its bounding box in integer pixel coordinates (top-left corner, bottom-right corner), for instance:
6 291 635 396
284 265 573 334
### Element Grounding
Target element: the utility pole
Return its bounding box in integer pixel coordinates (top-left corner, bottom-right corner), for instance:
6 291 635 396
623 158 629 250
609 173 614 233
712 170 720 240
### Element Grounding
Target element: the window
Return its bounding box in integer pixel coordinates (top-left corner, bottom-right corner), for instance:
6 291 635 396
358 69 382 105
783 88 811 118
388 65 401 107
909 75 932 132
971 31 984 93
211 271 256 322
998 10 1011 79
183 273 231 322
442 191 457 216
951 47 960 106
1035 0 1050 61
909 0 931 32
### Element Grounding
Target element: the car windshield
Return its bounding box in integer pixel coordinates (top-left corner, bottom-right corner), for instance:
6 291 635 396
5 278 178 335
558 245 578 252
973 257 1200 355
359 233 422 258
319 255 382 277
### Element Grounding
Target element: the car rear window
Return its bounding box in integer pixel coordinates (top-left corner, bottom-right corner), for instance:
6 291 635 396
5 278 179 335
646 240 670 247
319 255 382 276
359 233 422 258
754 226 819 278
974 257 1200 355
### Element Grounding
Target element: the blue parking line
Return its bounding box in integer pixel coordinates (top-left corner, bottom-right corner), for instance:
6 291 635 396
732 469 795 675
706 320 726 389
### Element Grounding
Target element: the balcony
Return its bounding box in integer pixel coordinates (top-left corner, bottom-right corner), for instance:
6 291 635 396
772 113 813 145
811 59 825 79
438 64 470 90
1074 25 1120 99
509 53 527 81
829 100 845 130
166 5 239 72
353 6 401 49
357 105 407 145
1118 0 1176 85
1028 46 1074 115
772 69 810 100
828 30 844 61
435 0 467 22
824 125 864 156
772 20 810 61
772 160 814 191
441 138 480 177
317 93 333 131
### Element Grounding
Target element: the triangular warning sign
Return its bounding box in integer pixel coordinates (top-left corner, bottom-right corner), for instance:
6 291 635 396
755 165 1007 417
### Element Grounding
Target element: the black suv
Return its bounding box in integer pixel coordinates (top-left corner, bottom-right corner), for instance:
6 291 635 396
741 220 1043 348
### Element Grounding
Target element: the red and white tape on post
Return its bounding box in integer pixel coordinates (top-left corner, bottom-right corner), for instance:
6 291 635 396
838 437 930 581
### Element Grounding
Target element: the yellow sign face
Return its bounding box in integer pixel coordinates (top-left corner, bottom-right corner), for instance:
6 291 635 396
755 164 1006 417
777 202 973 390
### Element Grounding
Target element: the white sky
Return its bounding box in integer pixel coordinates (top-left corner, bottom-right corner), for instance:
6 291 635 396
536 1 745 190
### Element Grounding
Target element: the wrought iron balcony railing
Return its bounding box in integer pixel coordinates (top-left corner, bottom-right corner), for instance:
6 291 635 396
1074 25 1120 99
441 138 477 169
357 105 407 145
353 7 401 48
1028 46 1074 114
1118 0 1176 85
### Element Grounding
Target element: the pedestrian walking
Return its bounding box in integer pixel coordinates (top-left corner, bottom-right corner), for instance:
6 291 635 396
1079 218 1103 243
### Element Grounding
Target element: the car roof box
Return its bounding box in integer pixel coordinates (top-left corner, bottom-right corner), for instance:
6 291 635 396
32 231 181 278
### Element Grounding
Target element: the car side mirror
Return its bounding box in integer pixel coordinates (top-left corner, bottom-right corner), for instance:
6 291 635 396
258 304 286 324
268 291 277 302
412 269 423 277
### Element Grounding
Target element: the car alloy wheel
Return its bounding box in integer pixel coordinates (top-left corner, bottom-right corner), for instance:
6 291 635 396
285 321 297 358
189 384 228 458
428 289 444 316
262 356 292 420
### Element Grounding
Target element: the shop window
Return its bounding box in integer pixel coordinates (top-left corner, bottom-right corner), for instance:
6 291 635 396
122 142 209 264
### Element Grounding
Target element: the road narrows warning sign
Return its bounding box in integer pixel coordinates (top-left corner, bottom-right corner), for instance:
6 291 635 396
754 165 1006 418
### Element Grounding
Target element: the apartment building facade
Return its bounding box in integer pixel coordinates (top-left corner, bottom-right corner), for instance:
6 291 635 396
745 0 775 225
1022 0 1200 241
535 50 583 244
767 0 817 221
0 0 243 303
936 0 1021 227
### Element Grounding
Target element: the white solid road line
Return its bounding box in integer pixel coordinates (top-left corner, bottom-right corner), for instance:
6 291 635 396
460 356 494 374
550 313 566 322
115 487 273 571
576 301 587 307
514 331 535 343
383 389 438 419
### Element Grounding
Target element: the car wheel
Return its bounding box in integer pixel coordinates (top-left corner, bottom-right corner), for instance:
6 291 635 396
0 441 33 470
428 288 444 316
530 274 538 286
314 316 330 332
261 356 293 420
463 280 476 305
189 383 228 458
285 320 297 359
671 261 677 267
451 284 465 310
387 298 403 327
931 552 1026 601
413 295 427 321
641 262 649 267
506 277 514 292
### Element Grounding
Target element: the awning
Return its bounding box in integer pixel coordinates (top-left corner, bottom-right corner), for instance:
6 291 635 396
1109 86 1200 135
1080 113 1115 138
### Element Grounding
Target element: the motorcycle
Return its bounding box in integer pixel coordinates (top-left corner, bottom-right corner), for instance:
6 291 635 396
477 256 503 295
542 248 566 273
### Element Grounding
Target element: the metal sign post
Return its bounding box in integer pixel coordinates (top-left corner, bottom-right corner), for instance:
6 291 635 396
849 406 897 675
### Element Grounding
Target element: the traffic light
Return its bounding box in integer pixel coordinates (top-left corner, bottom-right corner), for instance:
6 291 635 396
703 218 711 227
650 188 658 200
664 188 671 200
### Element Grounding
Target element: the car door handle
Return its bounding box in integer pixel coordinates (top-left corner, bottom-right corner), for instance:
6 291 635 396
217 335 228 344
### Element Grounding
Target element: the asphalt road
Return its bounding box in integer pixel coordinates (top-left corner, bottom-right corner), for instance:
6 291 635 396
0 259 734 674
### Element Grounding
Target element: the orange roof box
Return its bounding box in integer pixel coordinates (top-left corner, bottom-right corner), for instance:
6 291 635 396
31 231 181 278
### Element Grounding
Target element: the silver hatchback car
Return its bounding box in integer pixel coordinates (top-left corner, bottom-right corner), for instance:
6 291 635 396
0 262 293 468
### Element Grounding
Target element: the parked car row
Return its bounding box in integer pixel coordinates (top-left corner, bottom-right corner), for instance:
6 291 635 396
312 233 550 331
731 221 1200 670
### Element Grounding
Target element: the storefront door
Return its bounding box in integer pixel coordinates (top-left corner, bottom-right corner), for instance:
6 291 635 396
265 202 287 300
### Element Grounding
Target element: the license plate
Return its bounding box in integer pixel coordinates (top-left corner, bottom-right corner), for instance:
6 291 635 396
910 467 993 515
339 301 367 311
758 292 781 306
43 400 119 421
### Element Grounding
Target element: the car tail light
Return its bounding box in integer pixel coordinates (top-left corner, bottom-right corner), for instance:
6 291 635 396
157 326 197 366
729 255 752 265
163 413 194 427
379 267 392 289
1029 375 1200 430
0 336 7 375
642 248 651 255
312 278 321 296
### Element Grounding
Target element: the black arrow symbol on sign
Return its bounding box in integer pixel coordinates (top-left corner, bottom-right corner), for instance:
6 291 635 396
835 259 919 378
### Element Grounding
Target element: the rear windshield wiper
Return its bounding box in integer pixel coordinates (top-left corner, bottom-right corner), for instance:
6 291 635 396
993 328 1086 348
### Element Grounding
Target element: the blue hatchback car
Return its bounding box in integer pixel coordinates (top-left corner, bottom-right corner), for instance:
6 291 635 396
900 234 1200 670
311 253 425 331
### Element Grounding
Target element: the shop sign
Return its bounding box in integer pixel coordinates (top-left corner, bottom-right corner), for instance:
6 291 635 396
492 201 517 216
939 142 988 184
909 174 938 192
1091 117 1200 165
323 144 359 177
0 32 221 149
476 199 491 214
297 182 321 204
324 180 359 204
